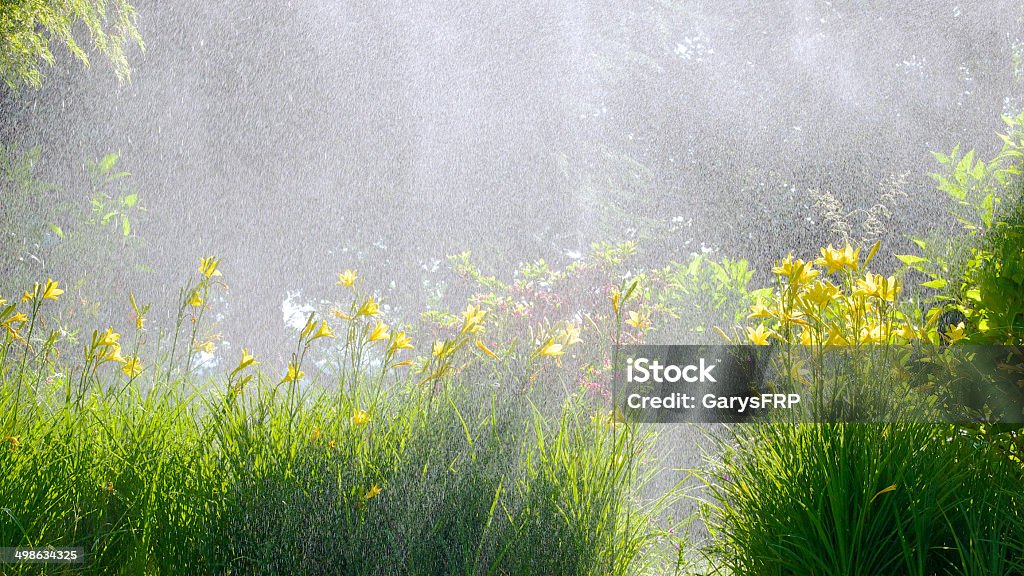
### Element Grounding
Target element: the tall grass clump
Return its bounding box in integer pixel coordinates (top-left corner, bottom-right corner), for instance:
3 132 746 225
701 422 1024 575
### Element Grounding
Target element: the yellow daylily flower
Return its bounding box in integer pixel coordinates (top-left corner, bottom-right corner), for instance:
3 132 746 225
281 361 304 384
236 348 257 371
122 356 143 377
104 345 126 365
859 324 887 344
188 291 204 307
98 328 121 347
389 331 413 352
364 484 381 500
21 291 33 302
825 329 850 347
352 409 370 426
611 290 621 314
800 281 839 310
310 322 335 341
195 341 216 354
772 255 819 285
4 312 28 326
432 340 447 358
877 276 900 302
746 325 773 346
896 323 919 341
41 278 64 301
6 326 25 343
310 427 321 443
475 339 498 358
336 269 357 288
559 323 583 347
369 321 390 342
625 310 650 330
817 244 860 274
393 359 414 367
357 298 380 317
537 338 564 357
779 310 809 326
5 435 22 450
855 272 899 302
799 329 818 347
199 257 222 279
460 304 486 334
945 321 967 344
747 303 773 319
93 328 125 363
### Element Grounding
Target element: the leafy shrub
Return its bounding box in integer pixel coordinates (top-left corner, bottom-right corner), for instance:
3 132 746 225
901 111 1024 345
652 255 768 342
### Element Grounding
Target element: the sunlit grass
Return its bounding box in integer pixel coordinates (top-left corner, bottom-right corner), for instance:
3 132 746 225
0 257 683 575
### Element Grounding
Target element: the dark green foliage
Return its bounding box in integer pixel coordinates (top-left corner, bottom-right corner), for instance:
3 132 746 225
702 423 1024 575
0 0 143 90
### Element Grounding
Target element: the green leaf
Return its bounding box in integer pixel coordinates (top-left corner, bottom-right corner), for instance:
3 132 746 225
955 149 975 177
121 215 130 237
965 288 981 302
922 278 948 289
0 304 17 324
971 160 986 180
122 193 138 207
98 152 119 174
945 181 967 202
895 254 927 265
49 223 64 239
981 194 994 229
105 170 130 183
